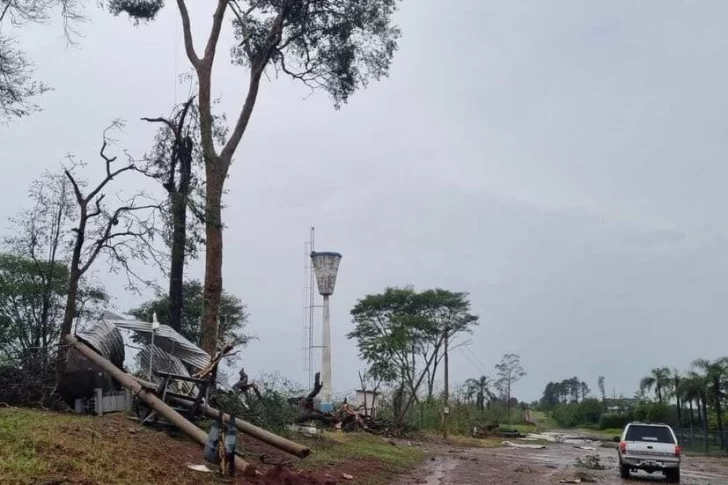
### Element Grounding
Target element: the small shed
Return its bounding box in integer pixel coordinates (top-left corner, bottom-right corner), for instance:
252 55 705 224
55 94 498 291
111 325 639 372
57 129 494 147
353 389 379 418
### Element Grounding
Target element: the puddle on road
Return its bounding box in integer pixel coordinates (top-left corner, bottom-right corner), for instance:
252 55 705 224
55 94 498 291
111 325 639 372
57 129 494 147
422 456 459 485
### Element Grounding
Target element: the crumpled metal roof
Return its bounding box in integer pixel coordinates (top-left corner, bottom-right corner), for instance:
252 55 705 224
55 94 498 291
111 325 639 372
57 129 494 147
136 344 198 396
76 318 125 368
74 312 232 395
102 311 211 370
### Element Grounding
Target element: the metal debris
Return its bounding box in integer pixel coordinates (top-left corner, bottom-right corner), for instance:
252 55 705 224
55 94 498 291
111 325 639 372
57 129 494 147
77 318 125 368
502 441 547 449
102 311 211 370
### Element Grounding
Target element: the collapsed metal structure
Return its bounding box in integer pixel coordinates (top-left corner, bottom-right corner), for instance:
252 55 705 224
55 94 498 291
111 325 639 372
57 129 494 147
58 314 310 465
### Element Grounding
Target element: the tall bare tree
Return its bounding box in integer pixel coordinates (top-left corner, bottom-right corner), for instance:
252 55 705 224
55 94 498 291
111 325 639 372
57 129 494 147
56 122 163 376
108 0 406 356
495 353 526 421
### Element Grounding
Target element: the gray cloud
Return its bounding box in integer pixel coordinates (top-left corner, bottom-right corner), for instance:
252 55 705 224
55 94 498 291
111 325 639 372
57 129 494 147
2 1 728 401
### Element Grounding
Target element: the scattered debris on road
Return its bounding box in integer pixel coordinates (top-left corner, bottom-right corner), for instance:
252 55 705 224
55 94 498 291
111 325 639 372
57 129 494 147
502 441 547 449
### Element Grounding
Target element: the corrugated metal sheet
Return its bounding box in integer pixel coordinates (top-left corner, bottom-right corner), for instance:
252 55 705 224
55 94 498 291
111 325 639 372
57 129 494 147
75 312 230 396
136 345 198 396
76 318 125 368
102 311 211 370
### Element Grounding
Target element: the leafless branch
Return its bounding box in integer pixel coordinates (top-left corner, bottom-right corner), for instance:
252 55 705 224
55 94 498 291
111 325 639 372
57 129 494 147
175 0 200 67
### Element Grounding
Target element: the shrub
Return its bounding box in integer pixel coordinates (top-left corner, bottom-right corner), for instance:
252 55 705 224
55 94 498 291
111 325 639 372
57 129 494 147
552 400 605 428
633 402 672 424
598 413 631 430
211 372 301 433
0 364 63 409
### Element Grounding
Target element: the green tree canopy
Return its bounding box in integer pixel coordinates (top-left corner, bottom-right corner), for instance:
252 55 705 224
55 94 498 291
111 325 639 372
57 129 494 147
0 252 107 365
348 286 478 407
128 279 251 349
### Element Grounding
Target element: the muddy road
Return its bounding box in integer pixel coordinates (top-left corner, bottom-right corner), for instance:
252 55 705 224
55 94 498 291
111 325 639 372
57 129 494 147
391 442 728 485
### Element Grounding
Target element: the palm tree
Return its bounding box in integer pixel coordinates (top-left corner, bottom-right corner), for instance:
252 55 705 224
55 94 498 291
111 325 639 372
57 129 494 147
693 358 728 450
684 370 711 452
677 375 703 429
640 367 671 403
464 375 495 411
669 368 683 431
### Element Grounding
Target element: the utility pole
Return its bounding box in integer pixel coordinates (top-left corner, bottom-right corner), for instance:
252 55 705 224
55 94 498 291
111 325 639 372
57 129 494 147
442 325 450 441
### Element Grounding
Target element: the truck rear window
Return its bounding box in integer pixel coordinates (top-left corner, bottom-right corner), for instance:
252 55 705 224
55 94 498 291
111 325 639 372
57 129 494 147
626 425 675 443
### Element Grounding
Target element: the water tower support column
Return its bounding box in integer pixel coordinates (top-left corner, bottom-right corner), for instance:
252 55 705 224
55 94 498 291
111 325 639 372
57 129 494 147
321 294 332 409
310 250 342 413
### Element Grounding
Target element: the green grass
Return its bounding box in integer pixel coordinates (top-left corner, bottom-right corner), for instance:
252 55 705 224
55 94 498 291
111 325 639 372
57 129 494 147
572 427 621 440
0 408 223 485
297 431 425 484
0 408 423 485
529 411 557 429
498 424 538 433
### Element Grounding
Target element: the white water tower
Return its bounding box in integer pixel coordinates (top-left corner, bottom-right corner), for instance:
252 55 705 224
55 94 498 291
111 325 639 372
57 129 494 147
310 251 342 411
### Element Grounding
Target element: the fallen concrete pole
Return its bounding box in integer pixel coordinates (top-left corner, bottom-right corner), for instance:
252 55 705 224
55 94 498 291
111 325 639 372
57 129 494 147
132 375 311 458
64 334 252 472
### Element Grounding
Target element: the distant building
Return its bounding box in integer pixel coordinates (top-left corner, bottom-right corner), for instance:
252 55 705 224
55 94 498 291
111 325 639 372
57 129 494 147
353 390 379 418
605 397 638 413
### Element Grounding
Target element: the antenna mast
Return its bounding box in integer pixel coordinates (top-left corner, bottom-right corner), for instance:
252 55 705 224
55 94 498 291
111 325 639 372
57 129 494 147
302 227 316 389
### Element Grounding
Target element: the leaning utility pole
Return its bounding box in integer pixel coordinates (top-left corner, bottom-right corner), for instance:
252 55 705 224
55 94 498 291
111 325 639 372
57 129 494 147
442 325 450 440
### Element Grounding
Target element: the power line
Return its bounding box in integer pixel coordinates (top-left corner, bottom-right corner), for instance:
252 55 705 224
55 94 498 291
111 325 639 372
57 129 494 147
463 345 489 374
459 346 488 377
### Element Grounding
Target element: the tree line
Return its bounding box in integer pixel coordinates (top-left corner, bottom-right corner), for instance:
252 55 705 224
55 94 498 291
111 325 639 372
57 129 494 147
536 359 728 452
638 359 728 451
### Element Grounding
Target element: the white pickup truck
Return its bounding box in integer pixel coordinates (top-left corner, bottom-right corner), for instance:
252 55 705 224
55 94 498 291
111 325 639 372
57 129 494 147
618 422 681 483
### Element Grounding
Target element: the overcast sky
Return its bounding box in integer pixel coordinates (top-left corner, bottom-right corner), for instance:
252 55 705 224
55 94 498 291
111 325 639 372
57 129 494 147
3 0 728 402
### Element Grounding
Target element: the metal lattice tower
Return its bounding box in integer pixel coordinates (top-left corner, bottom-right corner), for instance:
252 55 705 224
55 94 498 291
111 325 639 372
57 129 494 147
302 227 316 390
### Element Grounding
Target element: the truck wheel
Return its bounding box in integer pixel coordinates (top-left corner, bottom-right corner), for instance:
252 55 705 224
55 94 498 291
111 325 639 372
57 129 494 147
620 464 630 479
666 468 680 483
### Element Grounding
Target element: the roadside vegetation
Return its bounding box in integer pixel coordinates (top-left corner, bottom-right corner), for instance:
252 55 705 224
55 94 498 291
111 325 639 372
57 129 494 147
537 364 728 454
297 432 424 485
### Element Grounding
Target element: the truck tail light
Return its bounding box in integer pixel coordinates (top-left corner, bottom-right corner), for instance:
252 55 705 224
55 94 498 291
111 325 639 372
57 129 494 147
675 445 681 457
619 441 627 454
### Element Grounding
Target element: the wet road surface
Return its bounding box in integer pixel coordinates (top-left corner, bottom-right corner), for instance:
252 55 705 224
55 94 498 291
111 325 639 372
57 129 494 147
390 441 728 485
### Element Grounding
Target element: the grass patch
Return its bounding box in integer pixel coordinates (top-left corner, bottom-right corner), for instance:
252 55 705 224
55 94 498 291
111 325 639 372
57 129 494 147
0 408 218 485
297 431 425 484
498 424 538 433
572 427 621 440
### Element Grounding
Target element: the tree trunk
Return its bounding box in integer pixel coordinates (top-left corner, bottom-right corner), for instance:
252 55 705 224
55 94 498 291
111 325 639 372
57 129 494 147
57 265 80 376
696 399 702 426
427 352 440 399
676 395 682 425
397 349 439 424
506 381 512 422
701 398 709 453
199 169 224 356
713 378 725 450
167 145 192 332
688 400 694 429
56 213 86 378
